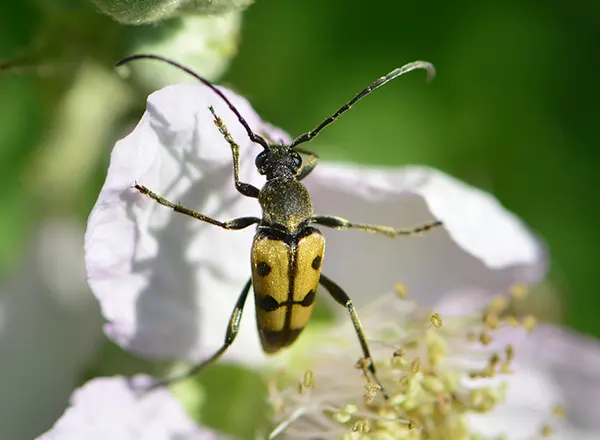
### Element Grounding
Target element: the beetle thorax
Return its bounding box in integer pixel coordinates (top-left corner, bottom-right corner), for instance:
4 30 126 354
258 178 313 234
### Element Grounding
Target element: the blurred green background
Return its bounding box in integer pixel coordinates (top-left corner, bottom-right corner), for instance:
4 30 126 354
0 0 598 438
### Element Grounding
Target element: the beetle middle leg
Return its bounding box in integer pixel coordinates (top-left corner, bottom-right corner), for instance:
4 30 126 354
145 278 253 392
312 215 442 237
209 106 260 198
135 184 260 230
319 273 388 399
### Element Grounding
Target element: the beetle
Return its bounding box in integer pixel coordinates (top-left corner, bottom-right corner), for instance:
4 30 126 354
116 54 442 394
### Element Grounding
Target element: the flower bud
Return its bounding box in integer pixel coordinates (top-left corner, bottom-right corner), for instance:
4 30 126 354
180 0 253 14
123 12 241 89
90 0 251 24
90 0 187 25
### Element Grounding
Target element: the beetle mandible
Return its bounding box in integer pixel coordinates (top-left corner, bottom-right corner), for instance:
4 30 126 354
117 54 442 395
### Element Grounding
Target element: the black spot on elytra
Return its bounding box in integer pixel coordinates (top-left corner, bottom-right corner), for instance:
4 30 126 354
301 290 316 307
311 255 322 270
258 295 280 312
257 261 271 276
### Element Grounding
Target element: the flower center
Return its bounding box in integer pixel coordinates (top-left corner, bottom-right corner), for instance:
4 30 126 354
269 284 563 440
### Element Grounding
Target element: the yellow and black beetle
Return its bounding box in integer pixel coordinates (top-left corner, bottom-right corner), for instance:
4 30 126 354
117 54 442 394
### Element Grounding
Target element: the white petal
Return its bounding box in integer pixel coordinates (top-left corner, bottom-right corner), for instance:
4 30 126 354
468 324 600 437
436 292 600 436
85 84 274 363
553 428 600 440
519 325 600 431
467 365 562 438
0 219 103 440
306 164 546 306
38 376 222 440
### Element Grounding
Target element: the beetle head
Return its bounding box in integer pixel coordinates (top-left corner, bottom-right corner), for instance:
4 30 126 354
255 144 302 180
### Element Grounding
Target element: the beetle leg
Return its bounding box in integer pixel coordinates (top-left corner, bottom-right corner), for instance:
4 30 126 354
294 147 319 181
209 106 260 198
144 278 253 393
319 273 388 400
312 215 442 237
135 184 260 230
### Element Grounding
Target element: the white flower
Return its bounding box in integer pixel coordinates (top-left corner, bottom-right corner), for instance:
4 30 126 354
268 289 600 439
38 375 225 440
84 82 545 370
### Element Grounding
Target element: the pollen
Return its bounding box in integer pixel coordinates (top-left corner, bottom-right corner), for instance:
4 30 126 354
364 382 382 405
395 282 408 298
430 313 443 328
268 285 561 440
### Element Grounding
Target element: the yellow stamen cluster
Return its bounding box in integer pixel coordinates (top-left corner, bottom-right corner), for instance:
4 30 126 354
268 285 563 440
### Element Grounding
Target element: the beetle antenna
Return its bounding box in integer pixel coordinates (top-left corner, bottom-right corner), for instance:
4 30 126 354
289 61 435 149
116 54 270 149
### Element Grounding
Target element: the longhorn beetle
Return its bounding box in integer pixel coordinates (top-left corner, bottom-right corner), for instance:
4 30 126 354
117 54 442 396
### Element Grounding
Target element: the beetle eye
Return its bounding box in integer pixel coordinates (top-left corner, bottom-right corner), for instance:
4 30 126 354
291 152 302 169
255 152 267 171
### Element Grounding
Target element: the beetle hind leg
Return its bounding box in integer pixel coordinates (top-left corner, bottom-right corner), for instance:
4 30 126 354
142 279 252 393
319 273 389 400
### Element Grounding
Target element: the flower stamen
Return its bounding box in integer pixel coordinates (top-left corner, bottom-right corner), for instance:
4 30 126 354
269 284 562 439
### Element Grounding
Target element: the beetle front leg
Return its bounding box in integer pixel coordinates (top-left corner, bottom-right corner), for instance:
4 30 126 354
209 106 260 198
312 215 442 237
294 147 319 181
